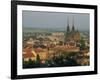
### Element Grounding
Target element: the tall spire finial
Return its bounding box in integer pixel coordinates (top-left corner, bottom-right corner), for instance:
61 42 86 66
76 27 79 32
67 17 70 32
72 16 75 31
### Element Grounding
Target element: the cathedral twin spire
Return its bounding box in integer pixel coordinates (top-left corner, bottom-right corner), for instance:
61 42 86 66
72 16 75 31
65 16 80 43
67 18 70 32
67 16 75 32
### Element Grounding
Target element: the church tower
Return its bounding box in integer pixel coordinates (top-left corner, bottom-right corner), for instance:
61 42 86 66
67 18 70 32
64 16 80 43
64 17 70 45
72 16 75 31
74 28 80 41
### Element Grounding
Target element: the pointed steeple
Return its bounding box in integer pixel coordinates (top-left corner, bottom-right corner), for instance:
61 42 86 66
72 16 75 31
64 17 70 45
76 28 79 32
67 17 70 32
76 28 80 35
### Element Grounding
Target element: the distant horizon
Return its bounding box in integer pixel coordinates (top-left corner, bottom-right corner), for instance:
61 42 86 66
22 10 90 31
23 27 89 32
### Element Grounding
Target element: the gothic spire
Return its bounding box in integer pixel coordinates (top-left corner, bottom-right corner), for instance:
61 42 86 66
76 28 79 33
72 16 75 31
67 17 70 32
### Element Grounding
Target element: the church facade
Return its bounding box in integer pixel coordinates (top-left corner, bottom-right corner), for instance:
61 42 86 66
64 18 80 44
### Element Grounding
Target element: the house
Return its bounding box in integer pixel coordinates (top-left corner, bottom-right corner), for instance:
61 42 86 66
23 47 37 61
34 48 48 60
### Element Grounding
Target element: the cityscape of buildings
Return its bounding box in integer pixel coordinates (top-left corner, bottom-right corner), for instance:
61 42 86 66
22 17 90 68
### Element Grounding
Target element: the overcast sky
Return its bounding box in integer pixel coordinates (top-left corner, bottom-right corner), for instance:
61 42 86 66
22 10 90 31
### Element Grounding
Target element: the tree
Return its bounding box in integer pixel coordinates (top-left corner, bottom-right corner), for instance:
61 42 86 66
59 41 63 45
23 58 35 68
29 58 33 64
23 58 29 68
66 57 80 66
80 37 85 50
37 54 40 62
35 54 41 67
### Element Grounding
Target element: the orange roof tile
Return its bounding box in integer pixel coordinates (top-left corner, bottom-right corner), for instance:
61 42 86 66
23 53 35 58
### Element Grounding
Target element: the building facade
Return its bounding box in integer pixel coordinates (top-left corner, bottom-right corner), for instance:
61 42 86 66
64 18 80 44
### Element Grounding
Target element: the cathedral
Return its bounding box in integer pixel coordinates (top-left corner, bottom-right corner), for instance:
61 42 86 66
64 17 80 44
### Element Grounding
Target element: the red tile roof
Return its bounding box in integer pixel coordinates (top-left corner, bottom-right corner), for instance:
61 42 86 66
23 53 35 58
34 48 44 53
23 47 35 58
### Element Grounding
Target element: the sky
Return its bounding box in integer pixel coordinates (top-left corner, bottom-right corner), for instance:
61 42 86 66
22 10 90 31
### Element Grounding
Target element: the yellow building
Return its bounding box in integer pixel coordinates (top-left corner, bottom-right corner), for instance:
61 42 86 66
23 47 37 61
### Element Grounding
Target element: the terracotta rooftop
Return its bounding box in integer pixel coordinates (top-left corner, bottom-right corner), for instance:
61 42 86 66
23 52 35 58
23 47 35 58
34 48 45 53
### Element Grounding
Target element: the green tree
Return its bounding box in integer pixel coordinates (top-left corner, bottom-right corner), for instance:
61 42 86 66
36 54 40 63
35 54 41 67
66 57 80 66
80 37 85 50
59 41 63 45
27 58 34 68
